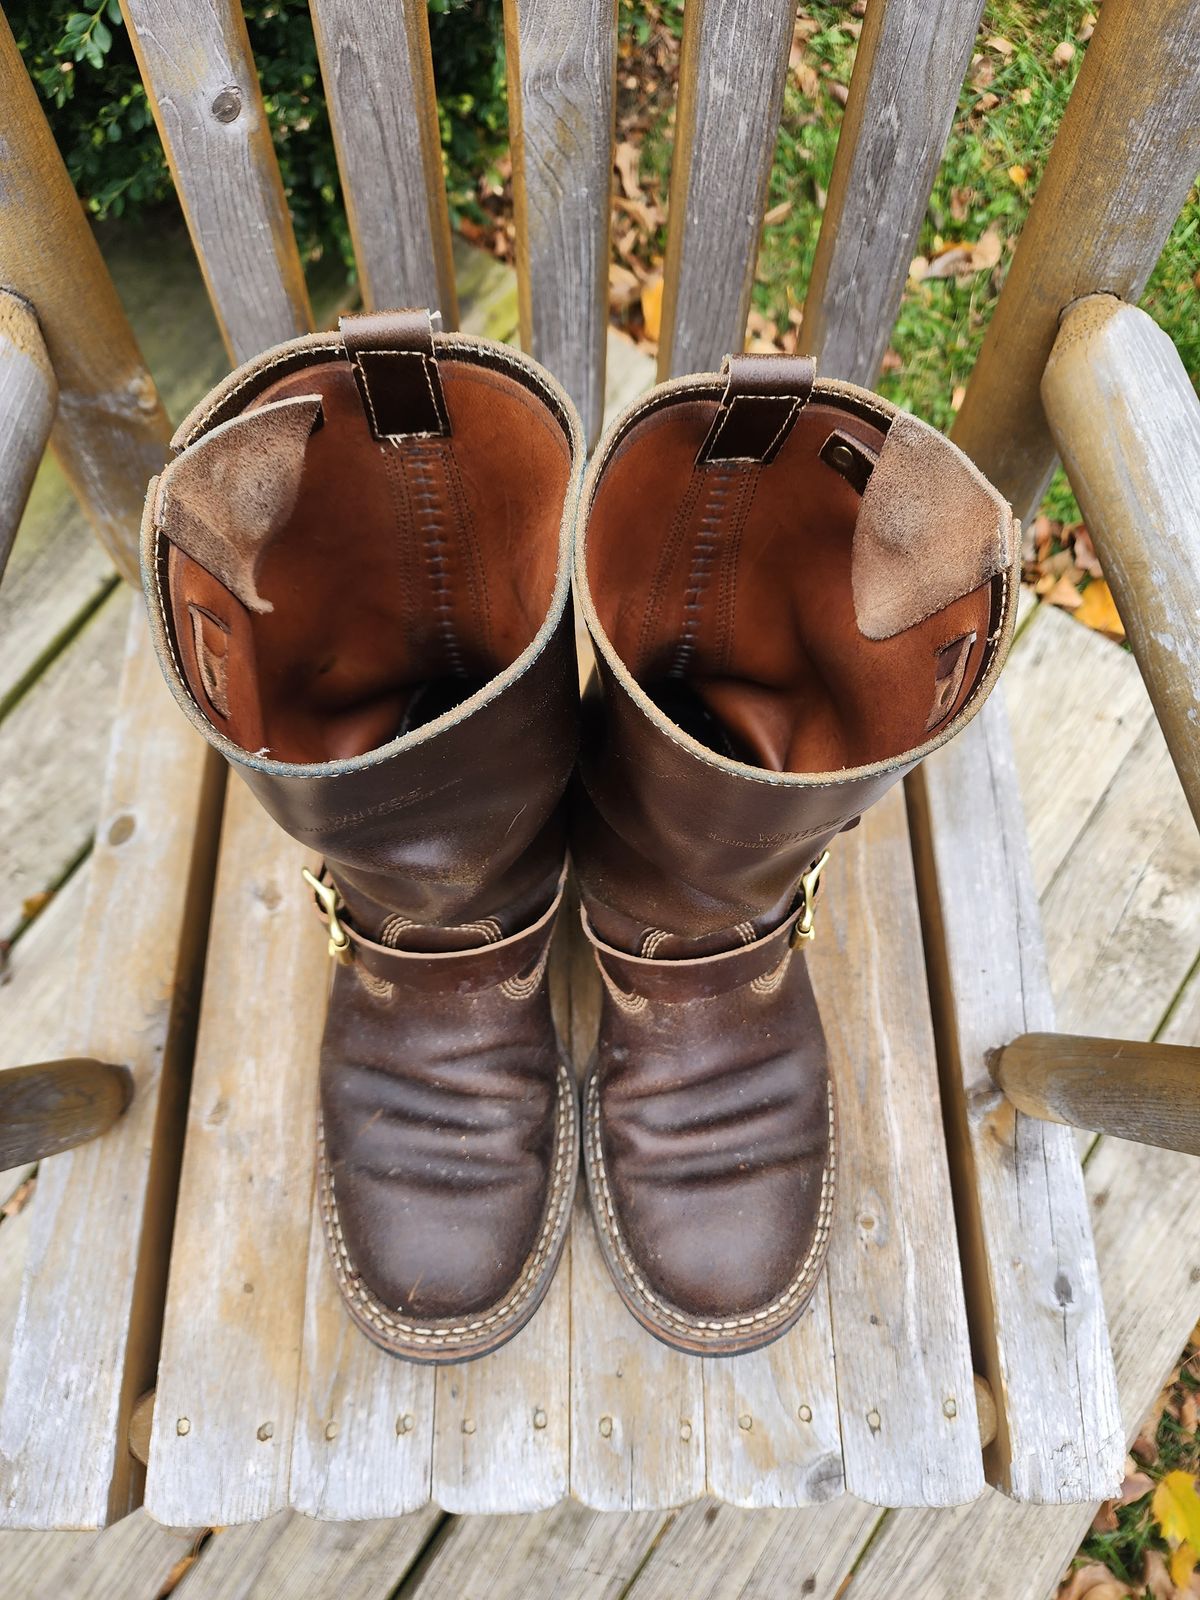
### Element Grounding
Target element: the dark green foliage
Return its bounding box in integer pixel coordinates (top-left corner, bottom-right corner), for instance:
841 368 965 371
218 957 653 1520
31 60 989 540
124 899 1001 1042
9 0 511 280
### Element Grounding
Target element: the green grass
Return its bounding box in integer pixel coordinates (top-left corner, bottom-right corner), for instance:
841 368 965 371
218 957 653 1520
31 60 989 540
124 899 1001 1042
727 0 1200 523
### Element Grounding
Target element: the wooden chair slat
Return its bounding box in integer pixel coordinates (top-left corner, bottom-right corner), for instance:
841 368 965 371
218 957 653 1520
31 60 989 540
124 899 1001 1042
567 934 709 1512
0 291 56 579
144 785 325 1527
702 1278 843 1508
504 0 617 446
802 0 986 384
0 602 219 1529
121 0 313 361
309 0 458 323
951 0 1200 524
0 13 170 584
1042 296 1200 832
289 1198 435 1520
812 785 983 1508
909 698 1124 1504
657 0 794 378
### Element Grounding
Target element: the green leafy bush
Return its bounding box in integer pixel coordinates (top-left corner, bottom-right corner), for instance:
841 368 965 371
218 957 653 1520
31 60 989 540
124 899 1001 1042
10 0 510 280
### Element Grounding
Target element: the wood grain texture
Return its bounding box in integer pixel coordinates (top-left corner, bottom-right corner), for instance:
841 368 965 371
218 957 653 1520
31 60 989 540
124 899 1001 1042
998 1033 1200 1155
1001 601 1152 896
407 1500 663 1600
812 784 982 1507
0 590 126 941
171 1508 442 1600
309 0 457 322
504 0 617 444
1042 296 1200 830
830 1133 1200 1600
0 291 56 578
802 0 986 384
702 1281 844 1508
119 0 312 362
1040 711 1200 1042
0 1060 132 1170
951 0 1200 522
657 0 794 378
909 693 1122 1504
289 1200 434 1521
0 13 170 583
0 1508 198 1600
0 601 220 1529
144 782 326 1527
625 1496 881 1600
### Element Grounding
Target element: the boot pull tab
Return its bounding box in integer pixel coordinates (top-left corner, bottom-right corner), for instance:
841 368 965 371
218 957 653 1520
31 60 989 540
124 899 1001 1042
697 352 815 466
340 307 451 441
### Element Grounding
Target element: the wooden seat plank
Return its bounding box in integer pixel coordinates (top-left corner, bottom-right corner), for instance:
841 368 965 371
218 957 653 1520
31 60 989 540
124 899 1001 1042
289 1207 435 1520
813 785 982 1508
0 1508 198 1600
910 690 1123 1504
0 602 219 1529
144 793 326 1526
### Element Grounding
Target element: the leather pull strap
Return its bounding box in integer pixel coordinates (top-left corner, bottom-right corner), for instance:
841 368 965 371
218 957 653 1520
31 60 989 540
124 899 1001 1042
697 352 815 466
340 308 450 441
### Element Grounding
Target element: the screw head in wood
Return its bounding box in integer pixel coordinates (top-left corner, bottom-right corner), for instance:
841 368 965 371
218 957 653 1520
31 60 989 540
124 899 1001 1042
176 1417 190 1436
738 1413 753 1431
798 1404 813 1423
396 1413 414 1436
257 1421 274 1442
599 1415 613 1438
532 1408 547 1430
211 86 242 123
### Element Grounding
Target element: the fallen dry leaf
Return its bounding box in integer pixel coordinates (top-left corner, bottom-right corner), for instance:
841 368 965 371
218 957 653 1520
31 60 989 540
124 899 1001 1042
1074 579 1125 638
880 348 903 373
950 384 966 411
1077 11 1097 41
1120 1470 1155 1504
1172 1544 1199 1591
923 229 1002 279
908 254 930 284
763 199 793 226
986 34 1015 55
1091 1499 1119 1534
826 80 849 107
1044 573 1082 610
1053 39 1076 66
1143 1551 1175 1600
608 261 641 311
1058 1561 1132 1600
614 140 643 201
1155 1473 1200 1559
640 274 664 342
976 91 1001 112
1009 163 1030 186
792 59 820 98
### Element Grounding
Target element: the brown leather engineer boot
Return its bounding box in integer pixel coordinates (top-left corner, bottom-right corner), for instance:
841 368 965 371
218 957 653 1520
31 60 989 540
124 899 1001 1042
141 310 584 1362
573 354 1019 1356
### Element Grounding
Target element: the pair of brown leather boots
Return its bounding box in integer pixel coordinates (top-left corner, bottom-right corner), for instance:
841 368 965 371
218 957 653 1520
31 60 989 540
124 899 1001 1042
141 310 1017 1363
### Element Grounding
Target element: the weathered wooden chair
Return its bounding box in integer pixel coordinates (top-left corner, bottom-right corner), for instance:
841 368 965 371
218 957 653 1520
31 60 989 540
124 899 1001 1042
0 0 1197 1531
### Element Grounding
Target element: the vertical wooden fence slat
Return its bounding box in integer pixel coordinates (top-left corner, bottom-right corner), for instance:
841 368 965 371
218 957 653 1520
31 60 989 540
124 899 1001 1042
657 0 794 379
0 603 221 1528
1042 297 1200 832
951 0 1200 524
0 12 171 584
0 291 56 578
802 0 986 384
119 0 313 362
308 0 458 322
503 0 617 446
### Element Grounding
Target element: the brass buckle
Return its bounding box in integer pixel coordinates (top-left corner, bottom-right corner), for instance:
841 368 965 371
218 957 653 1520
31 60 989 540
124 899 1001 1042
301 867 353 964
790 850 831 948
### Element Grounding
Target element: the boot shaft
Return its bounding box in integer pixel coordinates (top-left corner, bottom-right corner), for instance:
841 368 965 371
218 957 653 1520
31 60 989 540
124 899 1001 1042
573 354 1019 946
142 312 585 931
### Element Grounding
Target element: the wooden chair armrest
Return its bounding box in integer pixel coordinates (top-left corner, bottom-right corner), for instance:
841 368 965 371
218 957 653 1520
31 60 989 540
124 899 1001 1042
0 1058 133 1168
995 1032 1200 1155
1041 295 1200 832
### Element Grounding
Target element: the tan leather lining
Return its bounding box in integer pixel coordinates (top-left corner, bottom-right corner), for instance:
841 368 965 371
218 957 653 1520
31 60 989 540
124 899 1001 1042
160 358 571 764
587 397 999 775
